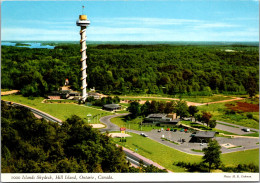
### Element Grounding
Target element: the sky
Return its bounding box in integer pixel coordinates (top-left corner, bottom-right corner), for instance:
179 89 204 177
1 0 259 42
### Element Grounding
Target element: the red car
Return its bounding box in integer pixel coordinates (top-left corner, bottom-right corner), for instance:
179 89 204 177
166 128 170 131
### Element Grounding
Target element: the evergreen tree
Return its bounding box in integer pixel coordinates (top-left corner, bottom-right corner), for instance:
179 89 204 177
202 140 222 172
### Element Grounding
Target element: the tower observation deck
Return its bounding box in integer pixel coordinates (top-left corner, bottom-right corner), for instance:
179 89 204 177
76 14 90 102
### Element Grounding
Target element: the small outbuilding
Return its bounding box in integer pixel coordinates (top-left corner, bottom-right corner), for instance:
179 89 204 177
190 131 216 143
103 104 121 111
144 113 180 125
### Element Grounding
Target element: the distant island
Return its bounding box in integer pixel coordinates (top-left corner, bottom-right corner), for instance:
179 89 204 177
15 43 31 46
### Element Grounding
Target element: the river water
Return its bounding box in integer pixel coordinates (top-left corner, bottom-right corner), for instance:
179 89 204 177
1 42 55 49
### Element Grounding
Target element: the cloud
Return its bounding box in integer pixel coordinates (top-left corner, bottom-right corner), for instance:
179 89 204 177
2 17 258 41
192 22 239 30
92 17 240 30
88 26 171 34
92 17 202 26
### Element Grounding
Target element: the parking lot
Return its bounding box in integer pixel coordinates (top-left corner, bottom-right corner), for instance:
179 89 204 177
139 129 259 155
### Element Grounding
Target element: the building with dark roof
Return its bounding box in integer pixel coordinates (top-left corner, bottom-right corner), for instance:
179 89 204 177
190 131 216 143
103 104 121 111
144 113 180 125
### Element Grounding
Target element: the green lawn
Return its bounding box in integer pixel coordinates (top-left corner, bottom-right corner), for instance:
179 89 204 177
181 95 233 103
191 149 203 152
118 94 234 104
1 89 10 92
198 102 259 129
120 97 171 102
112 132 259 172
2 95 111 122
242 132 259 137
221 149 259 166
113 132 201 172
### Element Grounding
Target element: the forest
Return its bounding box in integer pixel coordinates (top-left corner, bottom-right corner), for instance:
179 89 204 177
1 44 259 96
1 102 166 173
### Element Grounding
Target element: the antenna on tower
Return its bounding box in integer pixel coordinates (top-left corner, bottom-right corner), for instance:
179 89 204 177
82 5 85 15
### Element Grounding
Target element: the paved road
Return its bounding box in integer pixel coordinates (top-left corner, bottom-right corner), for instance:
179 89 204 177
99 113 129 132
3 100 62 124
121 146 171 172
194 120 259 135
216 120 259 133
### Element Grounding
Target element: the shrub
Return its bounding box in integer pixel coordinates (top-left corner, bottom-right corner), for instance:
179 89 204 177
209 120 217 128
247 113 253 119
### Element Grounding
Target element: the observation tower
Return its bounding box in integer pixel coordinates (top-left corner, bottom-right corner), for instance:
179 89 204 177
76 11 90 102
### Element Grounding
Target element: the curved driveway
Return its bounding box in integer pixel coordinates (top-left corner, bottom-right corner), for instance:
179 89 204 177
99 113 129 132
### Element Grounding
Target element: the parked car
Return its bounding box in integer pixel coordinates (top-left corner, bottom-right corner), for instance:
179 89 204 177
174 129 177 132
242 128 250 132
158 129 161 132
140 133 148 137
170 128 174 131
166 128 170 131
183 117 191 121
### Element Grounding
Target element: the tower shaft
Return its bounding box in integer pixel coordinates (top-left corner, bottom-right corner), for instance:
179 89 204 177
77 14 90 102
80 26 87 101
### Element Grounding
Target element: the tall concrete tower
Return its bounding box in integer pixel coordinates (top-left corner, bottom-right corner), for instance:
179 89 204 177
76 14 90 102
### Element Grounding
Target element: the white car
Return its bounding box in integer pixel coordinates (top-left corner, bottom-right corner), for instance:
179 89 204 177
140 133 148 137
243 128 250 132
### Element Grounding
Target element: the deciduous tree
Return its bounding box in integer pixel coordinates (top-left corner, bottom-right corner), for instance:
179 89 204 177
202 140 222 172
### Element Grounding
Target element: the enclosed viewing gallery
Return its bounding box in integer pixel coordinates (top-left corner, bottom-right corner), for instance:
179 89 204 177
103 104 121 111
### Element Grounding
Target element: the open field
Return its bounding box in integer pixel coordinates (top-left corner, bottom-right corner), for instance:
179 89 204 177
1 95 110 122
180 95 234 103
118 94 237 104
221 149 259 167
113 132 259 172
198 101 259 129
118 94 259 130
226 102 259 112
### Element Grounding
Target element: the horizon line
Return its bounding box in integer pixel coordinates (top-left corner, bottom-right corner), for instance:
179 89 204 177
2 40 259 42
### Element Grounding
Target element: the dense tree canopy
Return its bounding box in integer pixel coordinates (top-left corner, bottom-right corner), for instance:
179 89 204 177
1 102 166 173
1 44 259 96
127 100 192 119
